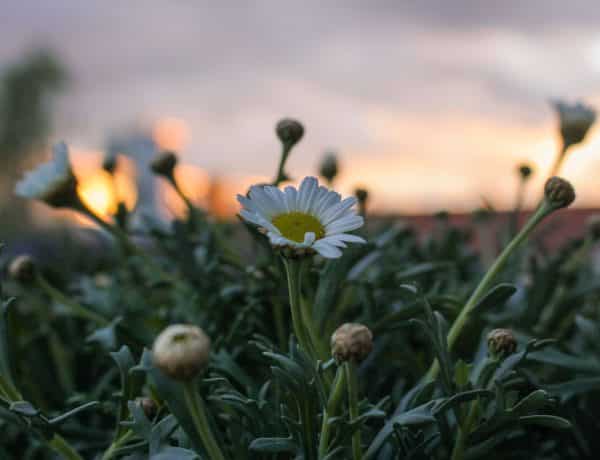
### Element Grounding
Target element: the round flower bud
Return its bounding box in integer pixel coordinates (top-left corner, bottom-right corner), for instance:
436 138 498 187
137 397 158 419
487 328 517 358
8 255 36 283
331 323 373 363
355 187 369 204
544 176 576 209
518 164 533 180
150 151 178 178
586 214 600 240
152 324 211 380
276 118 304 148
320 153 338 182
102 153 118 174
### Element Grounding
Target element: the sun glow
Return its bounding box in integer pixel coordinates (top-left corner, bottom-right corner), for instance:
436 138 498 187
71 149 138 223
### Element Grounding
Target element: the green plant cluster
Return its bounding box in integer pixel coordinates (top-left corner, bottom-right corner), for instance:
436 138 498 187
1 122 600 460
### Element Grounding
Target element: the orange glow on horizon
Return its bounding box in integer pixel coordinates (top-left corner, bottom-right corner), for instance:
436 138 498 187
71 150 138 224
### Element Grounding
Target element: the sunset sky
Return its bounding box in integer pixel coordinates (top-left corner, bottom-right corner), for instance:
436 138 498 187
3 1 600 214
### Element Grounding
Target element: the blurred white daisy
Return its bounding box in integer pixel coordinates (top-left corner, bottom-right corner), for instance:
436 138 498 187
553 100 596 149
238 176 366 258
15 142 78 207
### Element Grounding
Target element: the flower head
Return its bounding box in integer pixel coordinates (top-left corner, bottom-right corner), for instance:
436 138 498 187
553 100 596 149
152 324 211 380
487 328 517 359
319 152 339 182
518 163 533 181
544 176 576 209
8 255 36 283
237 177 366 258
331 323 373 363
276 118 304 148
150 151 178 179
15 142 78 208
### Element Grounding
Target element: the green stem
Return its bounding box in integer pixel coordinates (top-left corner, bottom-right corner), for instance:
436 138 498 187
182 381 226 460
36 275 109 326
282 258 316 359
345 362 362 460
0 373 21 401
549 143 569 178
273 145 292 186
49 434 84 460
271 297 288 352
101 430 134 460
426 200 552 381
319 367 346 458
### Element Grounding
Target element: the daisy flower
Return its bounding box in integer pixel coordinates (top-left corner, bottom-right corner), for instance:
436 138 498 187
237 176 366 258
15 142 78 208
552 100 596 148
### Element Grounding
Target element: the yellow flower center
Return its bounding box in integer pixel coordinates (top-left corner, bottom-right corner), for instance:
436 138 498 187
271 212 325 243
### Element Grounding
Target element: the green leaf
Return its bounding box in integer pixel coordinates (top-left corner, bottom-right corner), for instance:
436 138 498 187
519 415 572 430
365 401 437 458
249 436 297 453
396 262 453 280
110 346 137 436
9 400 38 417
472 283 517 312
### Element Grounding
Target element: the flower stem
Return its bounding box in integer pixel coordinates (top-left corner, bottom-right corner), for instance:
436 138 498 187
319 367 346 458
282 258 316 358
48 434 84 460
36 274 109 326
101 430 134 460
426 200 552 381
345 362 362 460
274 145 292 185
182 381 226 460
549 143 569 178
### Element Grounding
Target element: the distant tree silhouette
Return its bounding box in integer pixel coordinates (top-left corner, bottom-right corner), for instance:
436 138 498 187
0 49 68 230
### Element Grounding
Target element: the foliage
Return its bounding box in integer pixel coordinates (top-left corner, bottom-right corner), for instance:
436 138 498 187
1 129 599 460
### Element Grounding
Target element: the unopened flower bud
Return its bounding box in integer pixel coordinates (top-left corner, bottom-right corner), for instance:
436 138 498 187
320 153 338 182
586 214 600 240
544 176 576 209
487 328 517 358
102 153 118 174
8 255 36 283
355 188 369 204
331 323 373 363
518 164 533 181
153 324 211 380
150 151 178 179
276 118 304 148
137 397 158 419
553 100 596 149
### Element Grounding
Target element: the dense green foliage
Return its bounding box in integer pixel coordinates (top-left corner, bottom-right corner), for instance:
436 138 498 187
1 132 599 460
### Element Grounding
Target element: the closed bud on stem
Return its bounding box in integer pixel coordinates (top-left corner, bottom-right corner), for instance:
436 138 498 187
487 328 517 359
276 118 304 148
153 324 211 381
553 100 596 150
355 187 369 204
8 255 36 283
150 151 178 179
331 323 373 363
518 163 533 181
102 153 118 174
137 397 158 419
320 153 338 182
544 176 576 209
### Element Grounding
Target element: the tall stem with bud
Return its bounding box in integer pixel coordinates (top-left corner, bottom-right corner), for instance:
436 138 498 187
426 177 575 381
